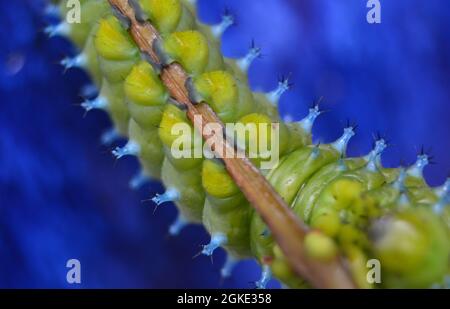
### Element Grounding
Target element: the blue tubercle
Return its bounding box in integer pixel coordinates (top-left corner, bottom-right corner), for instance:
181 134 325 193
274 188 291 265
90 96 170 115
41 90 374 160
211 11 234 39
168 214 188 236
81 96 108 113
60 54 87 71
112 140 140 159
392 168 407 191
220 255 238 279
365 138 387 171
433 178 450 214
151 188 180 206
100 127 120 146
201 233 227 257
331 126 356 155
407 154 429 178
44 3 60 17
267 77 291 106
129 171 151 190
255 265 272 289
44 22 70 38
336 158 348 172
237 41 261 72
298 104 322 133
80 83 98 99
398 192 410 208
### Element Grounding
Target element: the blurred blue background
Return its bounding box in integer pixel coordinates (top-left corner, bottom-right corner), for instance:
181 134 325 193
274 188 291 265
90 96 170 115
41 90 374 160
0 0 449 288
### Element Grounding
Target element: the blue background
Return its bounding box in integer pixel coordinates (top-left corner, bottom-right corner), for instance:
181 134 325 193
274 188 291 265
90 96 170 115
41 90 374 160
0 0 449 288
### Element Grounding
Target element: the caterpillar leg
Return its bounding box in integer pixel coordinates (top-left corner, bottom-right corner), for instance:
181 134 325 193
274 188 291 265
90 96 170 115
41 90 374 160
151 188 180 206
112 140 140 160
201 233 227 257
100 127 120 146
297 104 323 133
80 83 98 99
236 41 261 73
60 53 87 71
220 255 238 279
254 265 272 289
168 214 188 236
266 77 291 106
44 22 70 38
81 96 108 113
129 170 151 190
211 11 234 39
433 179 450 214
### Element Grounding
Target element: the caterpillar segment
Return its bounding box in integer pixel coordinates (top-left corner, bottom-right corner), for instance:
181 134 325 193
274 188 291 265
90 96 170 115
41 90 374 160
94 15 140 83
250 126 356 287
139 0 293 136
147 0 257 85
370 207 450 288
121 61 168 179
199 108 315 279
156 104 205 226
270 151 450 288
140 0 197 35
127 119 165 178
201 159 253 261
124 61 167 131
171 0 272 107
61 23 103 85
133 1 251 237
135 0 299 269
47 0 450 288
160 158 205 223
74 14 137 137
161 30 225 75
83 77 130 135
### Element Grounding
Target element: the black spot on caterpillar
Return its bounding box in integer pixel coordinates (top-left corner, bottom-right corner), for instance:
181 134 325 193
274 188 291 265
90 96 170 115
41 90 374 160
140 51 162 74
46 0 450 289
128 0 149 23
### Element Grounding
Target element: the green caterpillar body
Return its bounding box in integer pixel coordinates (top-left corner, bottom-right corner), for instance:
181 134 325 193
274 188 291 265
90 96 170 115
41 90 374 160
48 0 450 288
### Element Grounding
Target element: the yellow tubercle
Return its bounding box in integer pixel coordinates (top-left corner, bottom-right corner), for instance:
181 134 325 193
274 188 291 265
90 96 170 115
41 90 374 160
94 16 138 61
124 61 168 106
140 0 182 34
164 31 209 75
158 104 194 149
304 230 338 262
194 71 238 122
202 160 240 199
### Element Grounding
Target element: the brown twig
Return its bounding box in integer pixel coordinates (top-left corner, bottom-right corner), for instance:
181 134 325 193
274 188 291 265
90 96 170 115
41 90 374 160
108 0 356 288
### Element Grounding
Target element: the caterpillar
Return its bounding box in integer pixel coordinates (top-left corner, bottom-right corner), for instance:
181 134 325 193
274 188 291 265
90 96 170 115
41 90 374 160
45 0 450 288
